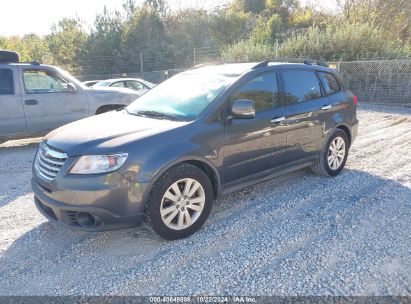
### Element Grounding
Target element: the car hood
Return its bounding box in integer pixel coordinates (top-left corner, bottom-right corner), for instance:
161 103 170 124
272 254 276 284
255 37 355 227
45 111 189 156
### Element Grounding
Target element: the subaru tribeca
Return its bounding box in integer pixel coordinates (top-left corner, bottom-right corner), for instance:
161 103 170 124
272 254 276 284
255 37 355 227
32 61 359 240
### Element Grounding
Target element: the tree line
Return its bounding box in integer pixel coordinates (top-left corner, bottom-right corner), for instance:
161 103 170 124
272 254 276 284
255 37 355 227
0 0 410 76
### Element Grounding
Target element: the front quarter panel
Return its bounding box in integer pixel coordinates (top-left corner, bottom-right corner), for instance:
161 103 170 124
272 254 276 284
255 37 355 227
122 121 225 201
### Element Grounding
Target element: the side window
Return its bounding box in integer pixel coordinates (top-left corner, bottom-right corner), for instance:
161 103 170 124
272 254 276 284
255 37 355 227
126 81 145 90
318 72 340 95
282 70 321 103
0 69 14 95
23 70 69 94
111 81 125 88
231 72 280 113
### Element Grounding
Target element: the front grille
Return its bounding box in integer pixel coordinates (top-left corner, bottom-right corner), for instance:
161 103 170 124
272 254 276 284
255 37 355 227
34 143 67 181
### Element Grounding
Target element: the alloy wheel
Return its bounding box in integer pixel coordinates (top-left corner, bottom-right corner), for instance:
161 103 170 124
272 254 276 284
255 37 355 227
160 178 205 230
327 136 346 170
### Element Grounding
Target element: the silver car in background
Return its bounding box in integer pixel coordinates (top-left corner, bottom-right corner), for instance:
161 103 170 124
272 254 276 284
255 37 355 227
92 78 156 94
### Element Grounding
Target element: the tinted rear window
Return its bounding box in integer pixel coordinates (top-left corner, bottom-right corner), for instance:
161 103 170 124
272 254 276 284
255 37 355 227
0 69 14 95
282 70 321 103
318 72 340 95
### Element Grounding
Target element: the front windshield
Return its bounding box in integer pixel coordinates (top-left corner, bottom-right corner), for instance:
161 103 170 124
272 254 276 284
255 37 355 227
126 72 237 120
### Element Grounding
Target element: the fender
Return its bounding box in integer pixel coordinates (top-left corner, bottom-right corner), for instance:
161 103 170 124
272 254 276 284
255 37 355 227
134 136 222 203
321 122 352 152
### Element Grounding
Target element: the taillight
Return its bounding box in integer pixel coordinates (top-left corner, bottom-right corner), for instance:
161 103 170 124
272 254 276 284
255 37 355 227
353 95 358 106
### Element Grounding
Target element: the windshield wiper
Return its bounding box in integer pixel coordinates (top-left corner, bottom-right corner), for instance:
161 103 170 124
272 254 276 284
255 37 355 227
124 108 146 117
134 110 179 121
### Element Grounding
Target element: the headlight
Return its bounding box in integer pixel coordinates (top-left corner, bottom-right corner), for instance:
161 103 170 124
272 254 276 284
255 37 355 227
70 153 128 174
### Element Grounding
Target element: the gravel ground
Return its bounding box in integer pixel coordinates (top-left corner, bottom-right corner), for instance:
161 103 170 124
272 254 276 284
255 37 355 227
0 104 410 296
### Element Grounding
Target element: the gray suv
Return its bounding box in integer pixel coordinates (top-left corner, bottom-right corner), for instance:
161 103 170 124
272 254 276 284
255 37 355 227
0 51 140 143
31 61 359 240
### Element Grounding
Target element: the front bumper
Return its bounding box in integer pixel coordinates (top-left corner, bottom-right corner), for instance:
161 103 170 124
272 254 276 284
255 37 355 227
32 174 148 231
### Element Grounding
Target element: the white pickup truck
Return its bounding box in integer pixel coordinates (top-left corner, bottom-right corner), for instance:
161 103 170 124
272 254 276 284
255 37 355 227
0 50 141 143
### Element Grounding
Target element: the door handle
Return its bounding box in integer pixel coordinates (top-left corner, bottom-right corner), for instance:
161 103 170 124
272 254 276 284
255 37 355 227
321 105 333 110
271 116 286 123
25 99 38 105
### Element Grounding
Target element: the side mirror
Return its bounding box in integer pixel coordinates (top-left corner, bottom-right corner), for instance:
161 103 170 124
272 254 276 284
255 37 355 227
67 83 76 93
230 99 256 119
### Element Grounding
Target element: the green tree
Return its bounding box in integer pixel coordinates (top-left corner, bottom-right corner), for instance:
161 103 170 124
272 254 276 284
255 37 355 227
121 4 167 71
231 0 266 13
80 7 125 74
250 14 283 44
210 9 251 47
278 22 408 60
0 35 50 62
146 0 168 15
165 9 215 67
221 39 275 62
336 0 411 44
47 18 87 70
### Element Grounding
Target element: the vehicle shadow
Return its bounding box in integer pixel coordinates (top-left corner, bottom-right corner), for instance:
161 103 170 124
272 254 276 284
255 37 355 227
0 168 410 295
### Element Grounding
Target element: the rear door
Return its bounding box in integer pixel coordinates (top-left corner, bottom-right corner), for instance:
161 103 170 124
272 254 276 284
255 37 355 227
0 66 27 137
18 66 89 134
280 69 334 163
224 71 287 183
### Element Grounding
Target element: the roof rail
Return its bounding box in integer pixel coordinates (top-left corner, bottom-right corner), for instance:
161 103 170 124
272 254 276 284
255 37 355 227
303 59 329 67
251 58 329 69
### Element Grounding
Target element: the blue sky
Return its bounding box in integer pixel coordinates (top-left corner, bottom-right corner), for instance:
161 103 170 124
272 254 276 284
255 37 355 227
0 0 336 36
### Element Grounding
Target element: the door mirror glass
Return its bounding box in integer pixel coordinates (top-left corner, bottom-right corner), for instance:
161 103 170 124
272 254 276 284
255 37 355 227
67 83 76 93
230 99 256 119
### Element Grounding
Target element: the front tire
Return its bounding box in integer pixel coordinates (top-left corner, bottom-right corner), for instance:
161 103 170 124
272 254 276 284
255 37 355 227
311 129 349 176
146 163 214 240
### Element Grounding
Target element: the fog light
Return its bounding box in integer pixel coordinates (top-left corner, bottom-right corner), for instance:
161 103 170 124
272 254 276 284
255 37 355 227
76 212 96 227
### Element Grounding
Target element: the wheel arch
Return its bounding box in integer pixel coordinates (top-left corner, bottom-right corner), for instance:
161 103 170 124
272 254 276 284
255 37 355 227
95 104 126 115
142 156 221 203
335 124 352 147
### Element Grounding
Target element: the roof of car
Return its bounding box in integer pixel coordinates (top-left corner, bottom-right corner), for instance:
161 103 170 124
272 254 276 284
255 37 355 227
184 61 336 77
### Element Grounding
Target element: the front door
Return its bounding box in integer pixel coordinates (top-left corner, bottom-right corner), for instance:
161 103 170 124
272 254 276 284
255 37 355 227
18 66 89 134
224 71 287 184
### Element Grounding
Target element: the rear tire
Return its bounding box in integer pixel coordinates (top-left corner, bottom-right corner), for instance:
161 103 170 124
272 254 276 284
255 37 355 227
311 129 349 177
146 163 214 240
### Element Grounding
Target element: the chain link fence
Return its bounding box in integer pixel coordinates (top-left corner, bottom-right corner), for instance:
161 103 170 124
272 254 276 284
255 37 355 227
76 59 411 106
332 60 411 105
75 69 183 84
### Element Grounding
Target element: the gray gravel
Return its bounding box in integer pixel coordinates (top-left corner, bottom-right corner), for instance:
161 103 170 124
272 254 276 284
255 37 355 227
0 104 410 296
